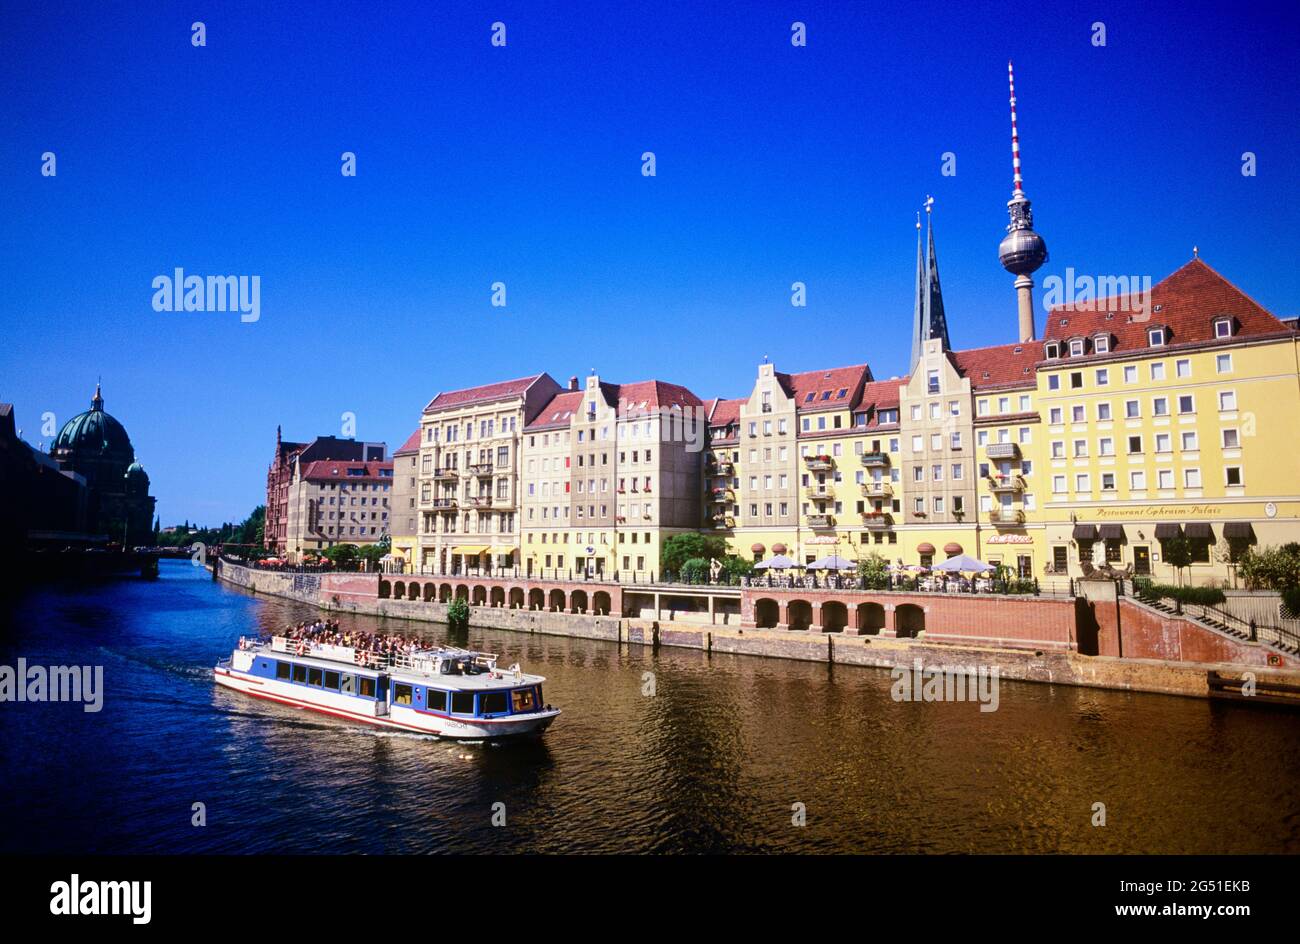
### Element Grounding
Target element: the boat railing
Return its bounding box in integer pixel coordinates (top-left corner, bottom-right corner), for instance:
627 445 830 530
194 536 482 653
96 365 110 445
267 636 502 676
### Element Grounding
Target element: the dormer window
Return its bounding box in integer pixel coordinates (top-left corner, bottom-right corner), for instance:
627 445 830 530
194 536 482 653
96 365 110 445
1094 334 1111 354
1147 327 1166 347
1044 341 1061 359
1069 338 1086 357
1213 317 1233 339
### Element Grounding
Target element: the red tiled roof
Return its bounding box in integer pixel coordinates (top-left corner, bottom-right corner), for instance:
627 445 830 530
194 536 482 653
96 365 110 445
423 374 548 412
707 397 744 428
1042 258 1292 354
612 379 703 412
950 343 1040 391
778 364 872 411
525 390 584 430
393 430 422 456
300 459 393 483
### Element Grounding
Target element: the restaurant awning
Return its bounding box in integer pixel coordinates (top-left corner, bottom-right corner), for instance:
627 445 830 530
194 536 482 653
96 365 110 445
1153 523 1183 540
1072 523 1098 541
751 543 766 554
917 542 936 555
1223 522 1255 541
943 542 963 555
771 543 788 555
451 545 488 556
1098 524 1126 541
1184 522 1215 540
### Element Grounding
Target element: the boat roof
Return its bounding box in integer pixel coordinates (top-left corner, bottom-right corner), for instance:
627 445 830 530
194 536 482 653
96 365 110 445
254 639 545 688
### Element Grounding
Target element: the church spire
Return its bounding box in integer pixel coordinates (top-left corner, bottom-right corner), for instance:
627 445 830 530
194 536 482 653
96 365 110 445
91 380 104 412
910 198 951 373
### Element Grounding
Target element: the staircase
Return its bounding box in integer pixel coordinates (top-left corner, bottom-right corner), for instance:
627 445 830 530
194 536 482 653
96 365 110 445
1129 593 1300 657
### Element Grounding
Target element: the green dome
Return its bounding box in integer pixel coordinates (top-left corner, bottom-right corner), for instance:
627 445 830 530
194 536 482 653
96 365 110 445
53 384 133 458
126 461 148 480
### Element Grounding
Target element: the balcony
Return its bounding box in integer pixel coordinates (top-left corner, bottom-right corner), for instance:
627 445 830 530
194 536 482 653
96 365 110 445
804 487 835 502
861 481 893 498
861 512 894 530
987 474 1026 494
710 460 733 475
712 514 735 530
807 514 835 530
988 507 1026 527
468 495 494 508
860 451 890 468
431 497 458 510
710 487 735 503
433 468 458 481
468 463 494 477
985 442 1021 460
804 455 834 472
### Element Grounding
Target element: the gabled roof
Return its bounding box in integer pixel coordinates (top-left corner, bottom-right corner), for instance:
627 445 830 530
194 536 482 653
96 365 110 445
393 430 422 456
299 459 393 483
950 343 1040 391
423 374 551 413
707 397 744 428
1042 258 1292 356
777 364 872 412
612 380 703 412
857 378 902 419
524 390 584 430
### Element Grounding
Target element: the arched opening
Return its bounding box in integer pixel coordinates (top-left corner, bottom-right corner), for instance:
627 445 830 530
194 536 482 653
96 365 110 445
423 583 436 602
821 601 848 633
439 583 452 603
378 580 391 599
509 587 525 609
593 591 611 615
529 588 545 611
787 600 813 632
754 598 779 629
895 603 925 639
857 602 886 635
455 584 469 601
571 589 588 613
407 582 420 601
548 589 566 612
489 586 505 607
471 585 487 606
393 581 405 600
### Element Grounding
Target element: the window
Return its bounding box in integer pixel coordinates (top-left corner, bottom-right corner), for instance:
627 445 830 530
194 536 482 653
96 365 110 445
1044 342 1061 359
1071 405 1086 423
1094 335 1111 354
1155 433 1171 453
1128 435 1143 454
1157 469 1174 489
1099 437 1114 456
1222 428 1240 449
1047 374 1060 391
1181 431 1198 451
1070 372 1084 389
1151 362 1166 381
275 662 290 680
480 692 508 715
427 689 448 712
1214 317 1233 338
1218 390 1237 411
393 683 413 705
452 692 475 714
1051 440 1065 459
1101 472 1116 491
1070 339 1085 356
1176 359 1191 378
511 688 537 713
1049 407 1063 425
1052 475 1066 494
1185 468 1202 488
1216 353 1232 374
1177 394 1195 414
1130 470 1146 490
1225 466 1243 486
359 676 377 698
292 664 307 684
1148 327 1166 346
1096 368 1109 386
307 668 323 687
324 671 340 690
1097 402 1112 421
1123 365 1137 383
1125 400 1140 419
1152 397 1169 417
1075 473 1091 492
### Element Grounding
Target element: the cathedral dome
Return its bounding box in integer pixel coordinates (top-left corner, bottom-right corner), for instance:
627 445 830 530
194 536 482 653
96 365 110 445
53 384 134 459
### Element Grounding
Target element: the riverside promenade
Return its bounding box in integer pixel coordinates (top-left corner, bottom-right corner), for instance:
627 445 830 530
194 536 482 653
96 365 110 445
214 558 1300 702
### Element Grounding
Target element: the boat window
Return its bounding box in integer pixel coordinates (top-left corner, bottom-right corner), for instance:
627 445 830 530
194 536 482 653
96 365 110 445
275 662 291 681
292 664 308 684
511 688 536 713
393 683 414 706
359 676 377 698
451 691 474 714
480 692 508 715
427 689 448 712
340 674 356 694
307 668 323 687
324 671 340 691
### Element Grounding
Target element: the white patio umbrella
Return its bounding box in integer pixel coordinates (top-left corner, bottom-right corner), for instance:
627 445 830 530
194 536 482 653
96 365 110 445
754 554 799 570
933 554 995 573
807 554 857 571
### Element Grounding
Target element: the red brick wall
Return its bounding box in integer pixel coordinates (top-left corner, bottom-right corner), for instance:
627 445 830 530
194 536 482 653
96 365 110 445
1095 599 1283 667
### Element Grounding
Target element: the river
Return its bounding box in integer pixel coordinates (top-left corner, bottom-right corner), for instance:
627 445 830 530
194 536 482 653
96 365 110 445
1 560 1297 853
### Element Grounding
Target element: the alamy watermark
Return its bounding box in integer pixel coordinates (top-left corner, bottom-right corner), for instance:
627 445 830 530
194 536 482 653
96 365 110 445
152 268 260 322
1041 268 1152 321
890 659 1000 712
0 659 103 712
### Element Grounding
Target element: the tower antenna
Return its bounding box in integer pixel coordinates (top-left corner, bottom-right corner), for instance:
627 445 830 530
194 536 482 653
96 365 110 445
998 60 1048 343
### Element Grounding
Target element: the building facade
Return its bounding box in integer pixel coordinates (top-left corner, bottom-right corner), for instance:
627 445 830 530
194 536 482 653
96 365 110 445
283 458 393 557
388 429 421 569
266 431 386 553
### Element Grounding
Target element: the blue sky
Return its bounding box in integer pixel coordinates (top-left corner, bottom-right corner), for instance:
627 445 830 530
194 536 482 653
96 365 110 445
2 0 1297 525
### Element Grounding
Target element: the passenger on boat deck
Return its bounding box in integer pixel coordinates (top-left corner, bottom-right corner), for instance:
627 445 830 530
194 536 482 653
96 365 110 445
283 621 422 657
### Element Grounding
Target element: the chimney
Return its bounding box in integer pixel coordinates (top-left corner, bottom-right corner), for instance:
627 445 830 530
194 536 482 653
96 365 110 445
569 376 579 391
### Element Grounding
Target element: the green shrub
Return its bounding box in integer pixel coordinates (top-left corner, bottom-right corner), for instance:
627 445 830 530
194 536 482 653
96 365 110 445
1134 581 1225 607
446 597 470 629
679 557 710 583
1281 587 1300 618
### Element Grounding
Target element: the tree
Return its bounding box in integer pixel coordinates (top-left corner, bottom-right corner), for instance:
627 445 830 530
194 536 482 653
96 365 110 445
719 555 754 583
858 551 889 589
323 543 360 568
680 557 710 583
1162 536 1193 586
660 533 728 576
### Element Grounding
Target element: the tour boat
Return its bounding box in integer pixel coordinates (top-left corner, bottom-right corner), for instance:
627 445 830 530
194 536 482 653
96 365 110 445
214 636 560 740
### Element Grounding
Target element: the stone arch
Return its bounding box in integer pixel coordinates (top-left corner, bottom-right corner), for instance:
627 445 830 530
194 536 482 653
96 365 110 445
755 598 780 629
379 580 391 599
455 584 469 601
509 587 525 609
857 601 886 635
895 603 925 639
407 582 420 601
423 583 436 602
821 600 848 633
471 585 487 605
787 599 813 632
548 588 566 612
439 583 452 602
394 581 406 599
490 586 505 607
593 590 611 616
571 589 588 614
529 588 545 610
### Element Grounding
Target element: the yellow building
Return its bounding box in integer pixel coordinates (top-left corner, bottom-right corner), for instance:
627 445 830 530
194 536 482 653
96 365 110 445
387 429 421 571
